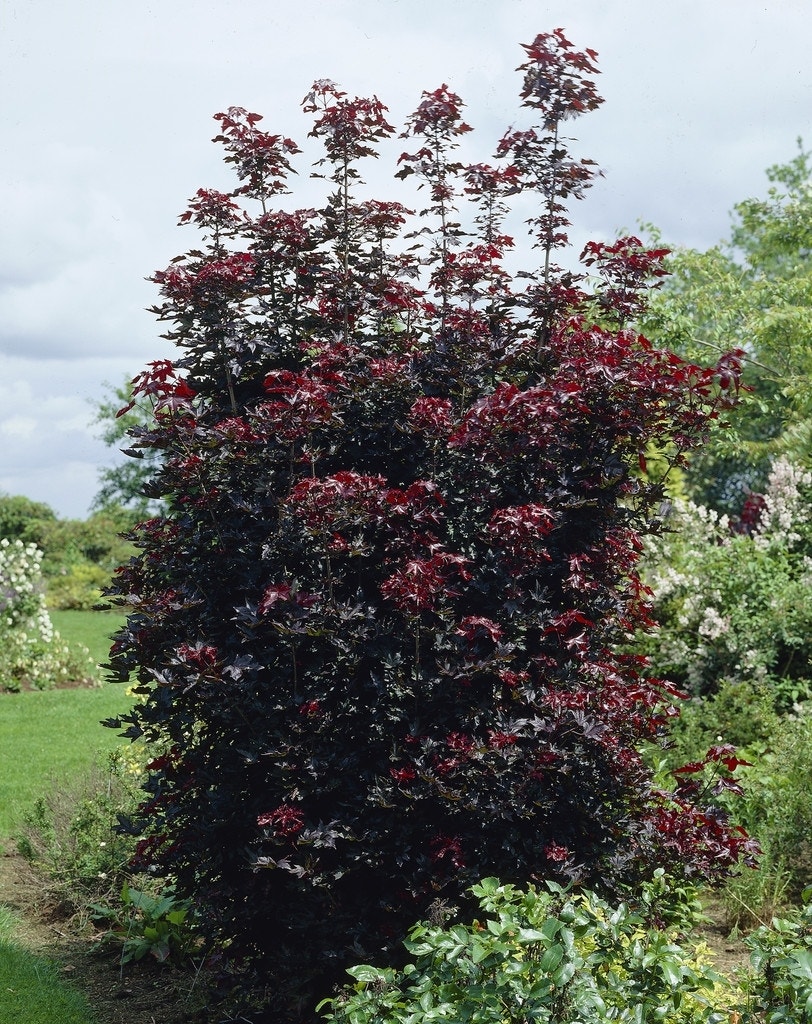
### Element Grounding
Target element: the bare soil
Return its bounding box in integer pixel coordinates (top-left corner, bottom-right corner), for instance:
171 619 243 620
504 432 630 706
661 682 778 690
694 899 752 980
0 848 211 1024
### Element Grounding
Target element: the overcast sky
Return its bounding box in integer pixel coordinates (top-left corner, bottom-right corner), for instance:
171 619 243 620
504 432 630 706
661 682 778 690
2 0 811 519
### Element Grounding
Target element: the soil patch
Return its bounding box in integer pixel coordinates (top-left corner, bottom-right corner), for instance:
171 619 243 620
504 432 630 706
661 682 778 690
694 902 752 980
0 849 210 1024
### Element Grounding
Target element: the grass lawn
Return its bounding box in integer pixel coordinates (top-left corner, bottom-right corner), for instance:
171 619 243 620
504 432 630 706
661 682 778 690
0 610 133 839
0 686 135 838
0 907 100 1023
50 609 124 670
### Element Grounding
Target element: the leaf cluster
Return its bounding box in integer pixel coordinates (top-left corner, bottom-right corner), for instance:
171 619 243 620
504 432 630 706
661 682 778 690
320 876 728 1024
90 882 196 966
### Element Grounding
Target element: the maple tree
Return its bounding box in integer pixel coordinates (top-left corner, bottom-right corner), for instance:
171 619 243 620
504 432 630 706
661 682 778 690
105 29 753 1021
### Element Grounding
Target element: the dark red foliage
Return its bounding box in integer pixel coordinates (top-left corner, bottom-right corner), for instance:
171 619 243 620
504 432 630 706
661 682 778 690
104 29 752 1022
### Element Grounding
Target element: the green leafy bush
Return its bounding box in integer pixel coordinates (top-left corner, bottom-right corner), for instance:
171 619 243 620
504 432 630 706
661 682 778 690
0 496 136 613
740 889 812 1022
90 882 196 965
666 679 779 767
640 457 812 710
721 710 812 918
40 510 137 611
320 876 730 1024
643 145 812 514
46 560 112 612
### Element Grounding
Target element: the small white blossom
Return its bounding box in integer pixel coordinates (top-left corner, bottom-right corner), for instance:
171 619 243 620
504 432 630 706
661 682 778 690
697 607 730 640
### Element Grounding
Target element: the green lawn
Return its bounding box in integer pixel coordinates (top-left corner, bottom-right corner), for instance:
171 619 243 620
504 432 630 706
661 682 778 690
1 610 134 838
0 686 135 838
0 609 133 1022
50 609 124 669
0 906 99 1023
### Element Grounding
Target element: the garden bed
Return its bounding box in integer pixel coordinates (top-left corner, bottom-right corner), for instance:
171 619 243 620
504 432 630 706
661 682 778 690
0 849 206 1024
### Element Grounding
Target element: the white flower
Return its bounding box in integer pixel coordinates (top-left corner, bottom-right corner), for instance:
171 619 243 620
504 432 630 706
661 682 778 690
697 607 730 640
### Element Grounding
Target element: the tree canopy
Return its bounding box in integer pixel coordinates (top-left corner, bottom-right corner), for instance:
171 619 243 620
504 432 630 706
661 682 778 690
644 142 812 512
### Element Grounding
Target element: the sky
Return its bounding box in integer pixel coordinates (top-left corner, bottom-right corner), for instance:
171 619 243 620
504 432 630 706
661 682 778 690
2 0 811 519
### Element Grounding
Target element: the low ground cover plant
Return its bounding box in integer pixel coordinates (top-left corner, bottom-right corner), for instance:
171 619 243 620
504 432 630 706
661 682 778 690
14 741 200 977
322 880 812 1024
104 27 753 1020
89 881 196 965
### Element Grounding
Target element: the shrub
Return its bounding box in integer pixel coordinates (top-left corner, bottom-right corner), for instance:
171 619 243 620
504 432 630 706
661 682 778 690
320 876 731 1024
721 710 812 919
639 457 812 709
46 560 111 612
89 881 196 966
0 538 96 690
105 29 752 1019
739 888 812 1022
40 510 138 611
665 679 780 767
0 497 137 612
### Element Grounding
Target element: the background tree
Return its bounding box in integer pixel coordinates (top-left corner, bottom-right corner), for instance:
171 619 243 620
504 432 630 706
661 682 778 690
0 492 135 611
0 493 58 547
644 142 812 513
92 378 162 515
105 31 752 1021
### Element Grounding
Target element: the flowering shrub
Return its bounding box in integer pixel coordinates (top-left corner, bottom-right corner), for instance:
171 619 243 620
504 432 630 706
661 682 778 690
105 29 751 1020
640 456 812 709
0 538 95 691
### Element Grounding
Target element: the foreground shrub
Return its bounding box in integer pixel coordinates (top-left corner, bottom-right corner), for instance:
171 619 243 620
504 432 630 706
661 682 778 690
105 29 752 1018
0 537 96 690
320 877 730 1024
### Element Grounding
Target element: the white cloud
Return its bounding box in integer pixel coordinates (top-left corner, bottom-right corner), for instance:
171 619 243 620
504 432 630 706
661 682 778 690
1 0 811 517
0 416 37 439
